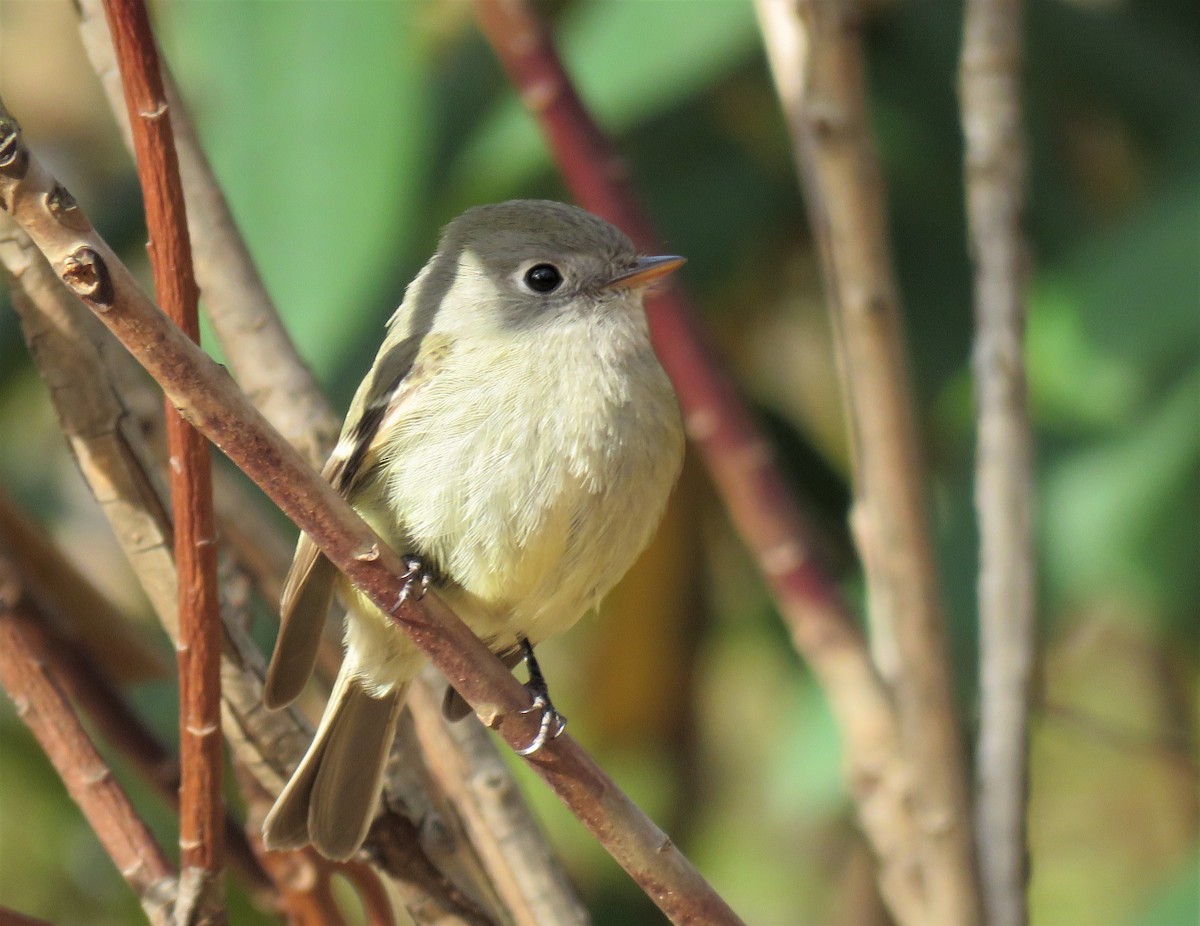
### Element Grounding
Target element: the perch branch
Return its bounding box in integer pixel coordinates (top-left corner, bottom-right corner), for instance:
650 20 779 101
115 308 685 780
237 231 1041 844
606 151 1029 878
0 101 744 926
960 0 1037 923
76 7 572 918
473 1 925 922
99 1 224 920
0 214 491 925
754 2 981 924
409 673 590 926
0 558 176 926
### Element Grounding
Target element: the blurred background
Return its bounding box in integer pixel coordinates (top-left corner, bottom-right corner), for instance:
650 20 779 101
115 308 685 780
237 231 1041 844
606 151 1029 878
0 1 1196 924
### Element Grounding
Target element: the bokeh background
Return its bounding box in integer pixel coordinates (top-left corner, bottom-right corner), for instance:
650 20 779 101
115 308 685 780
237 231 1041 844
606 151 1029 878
0 1 1196 924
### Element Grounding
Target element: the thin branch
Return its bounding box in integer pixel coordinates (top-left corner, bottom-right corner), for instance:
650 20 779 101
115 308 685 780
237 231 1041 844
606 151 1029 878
471 1 926 922
0 213 490 925
75 8 571 919
409 673 590 926
959 2 1036 925
0 488 167 685
0 558 176 926
755 3 981 924
0 514 272 898
76 0 338 467
99 1 224 920
0 101 744 926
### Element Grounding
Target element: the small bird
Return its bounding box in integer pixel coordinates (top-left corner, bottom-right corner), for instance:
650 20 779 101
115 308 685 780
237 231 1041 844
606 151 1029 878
261 200 686 860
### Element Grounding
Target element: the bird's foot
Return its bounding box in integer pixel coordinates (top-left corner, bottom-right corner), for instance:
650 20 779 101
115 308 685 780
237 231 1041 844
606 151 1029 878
394 555 433 609
515 638 567 756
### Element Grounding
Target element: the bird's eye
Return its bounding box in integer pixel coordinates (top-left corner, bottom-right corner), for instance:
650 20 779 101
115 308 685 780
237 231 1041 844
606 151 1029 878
523 263 563 294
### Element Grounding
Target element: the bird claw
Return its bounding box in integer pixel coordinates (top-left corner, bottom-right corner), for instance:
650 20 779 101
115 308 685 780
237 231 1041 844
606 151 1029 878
514 637 566 756
394 555 432 609
515 690 567 756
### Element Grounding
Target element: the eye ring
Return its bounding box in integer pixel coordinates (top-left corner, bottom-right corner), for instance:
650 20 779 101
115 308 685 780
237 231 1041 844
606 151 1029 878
523 263 563 294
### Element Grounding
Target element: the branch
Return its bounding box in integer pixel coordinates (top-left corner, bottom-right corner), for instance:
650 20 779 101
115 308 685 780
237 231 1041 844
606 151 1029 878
0 558 176 926
74 7 573 918
471 0 926 921
0 489 166 685
0 101 743 926
76 0 338 467
755 2 981 923
0 494 271 897
0 212 491 925
409 673 590 926
960 1 1036 923
99 1 224 920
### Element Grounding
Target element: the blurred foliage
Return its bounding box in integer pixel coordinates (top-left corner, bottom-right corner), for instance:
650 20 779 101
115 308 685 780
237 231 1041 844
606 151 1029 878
0 0 1197 924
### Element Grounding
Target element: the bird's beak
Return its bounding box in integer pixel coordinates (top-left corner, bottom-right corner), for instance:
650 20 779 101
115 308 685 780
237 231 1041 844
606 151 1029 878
602 255 686 291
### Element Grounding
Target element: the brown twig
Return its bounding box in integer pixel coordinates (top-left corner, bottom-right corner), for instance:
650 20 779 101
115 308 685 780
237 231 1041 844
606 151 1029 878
755 2 981 924
0 496 271 897
0 559 176 926
472 0 926 921
99 1 224 920
409 673 590 926
1 209 488 924
76 0 338 467
0 489 166 685
959 2 1036 924
0 214 180 633
75 8 573 919
0 102 743 926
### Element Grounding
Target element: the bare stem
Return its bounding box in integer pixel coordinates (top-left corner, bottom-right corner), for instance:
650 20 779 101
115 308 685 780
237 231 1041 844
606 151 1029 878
409 673 590 926
99 1 224 920
0 559 176 926
960 0 1037 923
76 0 339 467
0 209 489 923
754 2 981 924
0 101 743 926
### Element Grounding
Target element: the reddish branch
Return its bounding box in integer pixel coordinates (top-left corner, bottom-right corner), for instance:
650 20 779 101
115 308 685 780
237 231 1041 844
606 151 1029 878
472 2 927 922
99 0 224 919
0 560 176 926
0 102 742 926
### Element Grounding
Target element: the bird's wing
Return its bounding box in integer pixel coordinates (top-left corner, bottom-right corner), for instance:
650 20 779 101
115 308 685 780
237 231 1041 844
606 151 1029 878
263 332 447 709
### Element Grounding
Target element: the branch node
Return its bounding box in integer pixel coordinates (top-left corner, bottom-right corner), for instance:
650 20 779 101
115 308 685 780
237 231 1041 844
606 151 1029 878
62 246 115 309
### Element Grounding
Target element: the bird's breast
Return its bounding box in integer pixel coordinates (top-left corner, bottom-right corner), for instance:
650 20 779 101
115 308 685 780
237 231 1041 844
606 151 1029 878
366 316 683 641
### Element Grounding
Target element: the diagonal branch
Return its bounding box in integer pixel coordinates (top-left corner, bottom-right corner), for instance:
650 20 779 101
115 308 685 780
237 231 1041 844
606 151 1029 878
960 0 1037 924
0 493 270 897
0 558 176 926
99 1 224 921
76 0 338 467
472 1 925 922
755 2 981 924
0 212 489 926
0 100 744 926
74 6 581 917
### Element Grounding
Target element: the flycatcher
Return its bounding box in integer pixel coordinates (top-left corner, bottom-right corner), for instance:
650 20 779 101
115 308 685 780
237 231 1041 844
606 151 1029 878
262 200 685 860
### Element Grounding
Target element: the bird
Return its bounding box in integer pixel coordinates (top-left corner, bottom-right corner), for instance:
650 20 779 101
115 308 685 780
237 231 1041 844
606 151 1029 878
261 199 686 860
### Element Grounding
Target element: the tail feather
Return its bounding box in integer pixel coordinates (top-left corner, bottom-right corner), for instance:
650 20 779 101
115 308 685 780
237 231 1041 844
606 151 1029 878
263 664 408 860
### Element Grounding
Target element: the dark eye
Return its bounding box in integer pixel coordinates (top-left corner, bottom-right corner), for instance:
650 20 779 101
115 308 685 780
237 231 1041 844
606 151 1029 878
524 263 563 293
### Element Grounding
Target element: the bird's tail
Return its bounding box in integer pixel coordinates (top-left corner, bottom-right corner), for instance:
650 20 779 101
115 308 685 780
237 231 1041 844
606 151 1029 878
262 662 408 860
